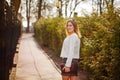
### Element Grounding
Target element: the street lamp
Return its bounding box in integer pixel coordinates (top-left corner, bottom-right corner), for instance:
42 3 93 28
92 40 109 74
55 0 60 8
55 0 62 17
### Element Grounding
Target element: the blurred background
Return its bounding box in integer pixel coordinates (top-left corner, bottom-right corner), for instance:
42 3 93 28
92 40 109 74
0 0 120 80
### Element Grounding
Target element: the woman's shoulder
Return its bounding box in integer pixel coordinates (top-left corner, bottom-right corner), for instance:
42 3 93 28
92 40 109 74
68 33 79 41
71 33 79 38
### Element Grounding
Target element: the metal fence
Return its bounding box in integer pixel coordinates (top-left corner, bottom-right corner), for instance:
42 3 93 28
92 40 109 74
0 1 21 80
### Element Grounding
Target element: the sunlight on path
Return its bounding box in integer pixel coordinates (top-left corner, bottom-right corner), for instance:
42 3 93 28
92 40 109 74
15 33 61 80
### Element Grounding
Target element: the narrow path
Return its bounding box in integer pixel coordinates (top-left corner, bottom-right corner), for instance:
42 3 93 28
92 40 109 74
15 33 61 80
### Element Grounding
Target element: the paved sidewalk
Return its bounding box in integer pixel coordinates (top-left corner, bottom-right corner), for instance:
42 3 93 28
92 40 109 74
15 33 62 80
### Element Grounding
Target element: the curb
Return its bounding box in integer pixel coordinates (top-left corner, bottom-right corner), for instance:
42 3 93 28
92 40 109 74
42 50 61 74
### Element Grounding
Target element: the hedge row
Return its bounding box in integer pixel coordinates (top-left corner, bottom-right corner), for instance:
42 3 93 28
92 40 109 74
76 13 120 80
34 17 66 55
34 13 120 80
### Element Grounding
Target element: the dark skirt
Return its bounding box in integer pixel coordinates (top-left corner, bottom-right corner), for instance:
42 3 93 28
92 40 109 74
60 58 78 76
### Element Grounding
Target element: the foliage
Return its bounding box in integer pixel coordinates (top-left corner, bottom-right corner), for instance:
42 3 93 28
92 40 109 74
76 13 120 80
34 12 120 79
34 17 66 55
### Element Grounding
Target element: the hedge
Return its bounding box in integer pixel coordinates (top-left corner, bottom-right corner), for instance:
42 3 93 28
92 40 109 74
34 13 120 80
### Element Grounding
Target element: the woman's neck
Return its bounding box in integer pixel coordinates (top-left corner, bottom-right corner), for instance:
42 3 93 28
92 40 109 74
69 32 75 35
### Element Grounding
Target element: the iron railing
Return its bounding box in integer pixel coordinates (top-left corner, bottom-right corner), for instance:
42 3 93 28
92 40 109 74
0 1 21 80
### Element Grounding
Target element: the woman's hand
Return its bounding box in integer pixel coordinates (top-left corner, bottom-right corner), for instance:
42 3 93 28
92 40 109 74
63 66 70 72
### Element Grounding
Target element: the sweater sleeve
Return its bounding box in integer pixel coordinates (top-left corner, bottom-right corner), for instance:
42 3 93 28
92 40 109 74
65 35 76 67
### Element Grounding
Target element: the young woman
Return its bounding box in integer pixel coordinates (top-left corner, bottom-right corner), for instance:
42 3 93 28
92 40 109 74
60 19 82 80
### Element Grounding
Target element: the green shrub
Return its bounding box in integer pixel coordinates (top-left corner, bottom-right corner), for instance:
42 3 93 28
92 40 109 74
34 17 66 55
77 13 120 80
34 13 120 80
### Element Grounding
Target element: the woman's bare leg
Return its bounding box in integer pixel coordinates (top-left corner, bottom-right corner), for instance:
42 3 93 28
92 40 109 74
62 76 70 80
70 76 77 80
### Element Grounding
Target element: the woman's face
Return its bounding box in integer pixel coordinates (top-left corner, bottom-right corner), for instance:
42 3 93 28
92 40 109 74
67 22 74 33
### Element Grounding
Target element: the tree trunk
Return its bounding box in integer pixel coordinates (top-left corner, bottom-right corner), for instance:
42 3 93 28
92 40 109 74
99 0 102 15
38 0 42 19
69 0 81 17
111 0 114 6
10 0 21 15
26 0 30 32
59 0 62 17
65 0 69 17
65 4 68 17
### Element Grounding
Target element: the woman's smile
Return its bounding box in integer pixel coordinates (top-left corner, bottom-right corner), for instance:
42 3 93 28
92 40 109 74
67 22 74 33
